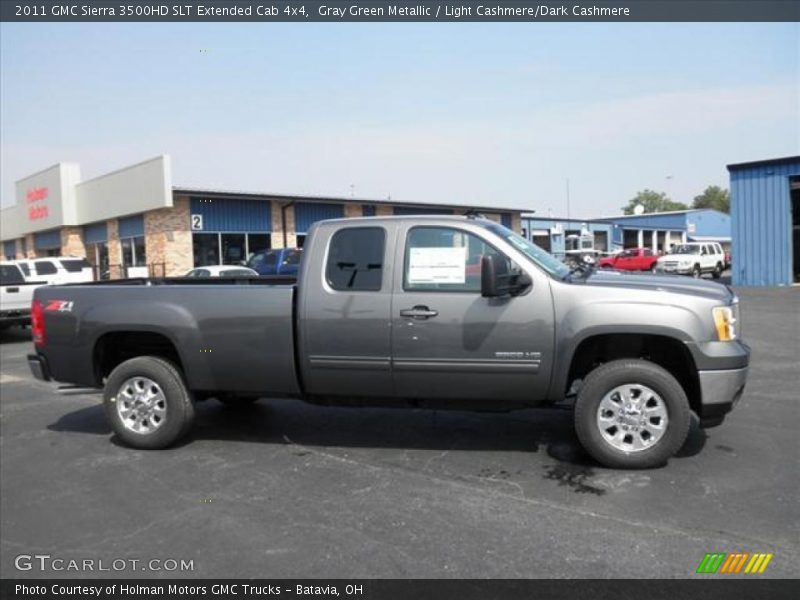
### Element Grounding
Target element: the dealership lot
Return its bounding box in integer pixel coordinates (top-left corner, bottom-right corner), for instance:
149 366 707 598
0 287 797 579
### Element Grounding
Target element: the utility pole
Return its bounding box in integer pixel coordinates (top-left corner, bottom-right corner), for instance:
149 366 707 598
566 178 571 221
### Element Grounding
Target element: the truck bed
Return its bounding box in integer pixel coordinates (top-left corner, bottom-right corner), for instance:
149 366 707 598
34 278 301 396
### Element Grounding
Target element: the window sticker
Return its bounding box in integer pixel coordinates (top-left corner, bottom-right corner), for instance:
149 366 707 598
408 247 467 284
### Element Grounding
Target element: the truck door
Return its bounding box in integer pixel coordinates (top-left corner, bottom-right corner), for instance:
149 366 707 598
390 224 554 404
299 225 394 397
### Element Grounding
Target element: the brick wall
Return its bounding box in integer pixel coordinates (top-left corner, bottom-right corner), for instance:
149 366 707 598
511 213 522 235
145 196 192 277
344 203 362 218
271 201 296 249
60 226 86 258
375 205 393 217
107 219 123 278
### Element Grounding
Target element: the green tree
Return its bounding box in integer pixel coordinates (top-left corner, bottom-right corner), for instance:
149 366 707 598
621 189 688 215
692 185 730 213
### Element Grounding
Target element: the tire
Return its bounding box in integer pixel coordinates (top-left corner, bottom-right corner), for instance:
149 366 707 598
712 263 723 279
104 356 195 449
216 395 259 408
574 359 691 469
650 264 658 274
691 264 701 278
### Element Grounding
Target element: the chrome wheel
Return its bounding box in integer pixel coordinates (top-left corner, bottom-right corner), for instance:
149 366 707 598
596 384 668 453
115 376 167 434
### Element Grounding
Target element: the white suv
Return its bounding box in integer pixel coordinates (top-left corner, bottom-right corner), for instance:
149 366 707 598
14 257 94 285
657 242 726 279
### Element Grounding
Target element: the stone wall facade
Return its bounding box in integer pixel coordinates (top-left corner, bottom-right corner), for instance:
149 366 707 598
344 203 362 218
60 226 86 258
144 196 193 277
375 205 393 217
271 201 297 249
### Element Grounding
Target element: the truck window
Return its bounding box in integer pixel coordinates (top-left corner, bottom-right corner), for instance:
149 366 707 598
326 227 385 291
0 265 25 285
404 227 501 293
35 261 57 275
17 263 30 276
60 258 90 272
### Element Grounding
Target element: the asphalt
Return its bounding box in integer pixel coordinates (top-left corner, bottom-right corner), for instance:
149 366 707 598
0 286 798 579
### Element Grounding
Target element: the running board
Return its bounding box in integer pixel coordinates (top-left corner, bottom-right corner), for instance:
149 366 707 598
57 385 102 395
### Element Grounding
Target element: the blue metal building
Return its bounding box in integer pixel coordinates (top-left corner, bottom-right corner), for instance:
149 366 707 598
728 156 800 286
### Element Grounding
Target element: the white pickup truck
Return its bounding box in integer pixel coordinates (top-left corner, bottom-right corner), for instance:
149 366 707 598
0 262 45 330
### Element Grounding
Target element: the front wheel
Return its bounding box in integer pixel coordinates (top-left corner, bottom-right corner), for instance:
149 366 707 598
574 359 691 469
691 264 701 278
104 356 195 449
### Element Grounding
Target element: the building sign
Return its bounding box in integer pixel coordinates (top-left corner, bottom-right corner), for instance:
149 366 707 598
26 187 49 221
687 222 696 234
191 214 203 231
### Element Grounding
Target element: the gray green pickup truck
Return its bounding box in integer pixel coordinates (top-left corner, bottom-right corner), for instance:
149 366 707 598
28 215 749 468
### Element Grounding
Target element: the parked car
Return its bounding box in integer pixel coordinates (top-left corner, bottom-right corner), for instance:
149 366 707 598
0 262 45 329
657 243 725 279
185 266 259 278
247 248 302 276
28 216 748 469
598 248 659 272
14 257 94 285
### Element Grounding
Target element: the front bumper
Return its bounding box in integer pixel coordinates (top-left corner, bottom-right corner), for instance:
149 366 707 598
27 353 51 382
690 340 750 427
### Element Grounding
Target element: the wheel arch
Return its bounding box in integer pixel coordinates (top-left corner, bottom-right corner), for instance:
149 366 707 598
558 332 701 417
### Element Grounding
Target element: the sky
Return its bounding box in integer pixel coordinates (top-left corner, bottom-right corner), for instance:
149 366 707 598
0 22 797 217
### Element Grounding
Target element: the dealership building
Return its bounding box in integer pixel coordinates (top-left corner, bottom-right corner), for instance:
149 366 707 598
521 209 731 259
1 155 524 278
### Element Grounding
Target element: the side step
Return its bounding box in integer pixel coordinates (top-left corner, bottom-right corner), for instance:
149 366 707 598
57 385 102 396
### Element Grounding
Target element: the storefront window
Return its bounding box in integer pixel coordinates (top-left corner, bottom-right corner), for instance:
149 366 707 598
121 237 146 269
88 242 110 279
248 234 271 259
221 234 246 264
193 233 220 267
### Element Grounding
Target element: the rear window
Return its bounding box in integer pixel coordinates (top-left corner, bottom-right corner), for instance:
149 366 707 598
35 261 57 275
326 227 385 291
0 265 25 285
60 258 91 272
283 249 302 265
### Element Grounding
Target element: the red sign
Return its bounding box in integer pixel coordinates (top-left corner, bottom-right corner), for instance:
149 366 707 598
25 186 49 221
26 187 48 203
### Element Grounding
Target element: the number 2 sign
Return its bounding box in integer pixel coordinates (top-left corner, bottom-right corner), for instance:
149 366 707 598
191 214 203 231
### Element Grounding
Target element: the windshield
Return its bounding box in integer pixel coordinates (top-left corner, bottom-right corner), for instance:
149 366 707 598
484 222 570 279
671 244 700 255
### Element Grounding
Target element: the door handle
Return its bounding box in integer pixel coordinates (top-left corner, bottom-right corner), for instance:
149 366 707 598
400 305 439 319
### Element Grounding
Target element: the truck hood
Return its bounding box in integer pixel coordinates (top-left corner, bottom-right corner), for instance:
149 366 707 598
580 269 732 303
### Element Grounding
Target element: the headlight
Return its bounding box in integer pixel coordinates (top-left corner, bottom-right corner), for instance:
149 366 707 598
713 305 737 341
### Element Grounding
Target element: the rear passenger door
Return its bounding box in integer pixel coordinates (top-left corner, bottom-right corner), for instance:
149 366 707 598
300 225 394 397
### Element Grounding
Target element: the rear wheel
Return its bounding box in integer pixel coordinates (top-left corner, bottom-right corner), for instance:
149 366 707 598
712 262 723 279
104 356 195 449
574 359 691 469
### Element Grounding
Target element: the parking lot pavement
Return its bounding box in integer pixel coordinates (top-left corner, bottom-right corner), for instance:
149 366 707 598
1 287 798 579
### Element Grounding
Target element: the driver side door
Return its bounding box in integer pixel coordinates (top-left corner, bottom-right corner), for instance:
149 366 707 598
390 224 555 404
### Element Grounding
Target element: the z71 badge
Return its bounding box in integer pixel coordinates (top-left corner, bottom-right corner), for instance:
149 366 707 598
45 300 74 313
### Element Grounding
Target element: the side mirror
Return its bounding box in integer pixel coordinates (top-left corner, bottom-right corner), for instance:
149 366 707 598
481 254 531 297
481 254 509 297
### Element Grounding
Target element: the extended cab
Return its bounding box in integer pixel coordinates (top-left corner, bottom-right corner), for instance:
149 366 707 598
598 248 659 272
27 216 749 468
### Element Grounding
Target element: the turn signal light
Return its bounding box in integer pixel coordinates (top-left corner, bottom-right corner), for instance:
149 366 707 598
712 306 736 341
31 299 45 346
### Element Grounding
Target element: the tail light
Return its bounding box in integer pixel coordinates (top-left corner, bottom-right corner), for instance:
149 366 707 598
31 299 45 347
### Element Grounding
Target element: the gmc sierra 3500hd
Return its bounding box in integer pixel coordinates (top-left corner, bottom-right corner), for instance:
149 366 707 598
27 216 749 468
